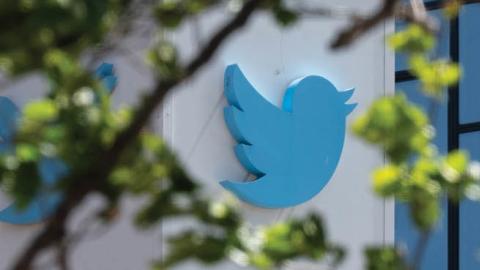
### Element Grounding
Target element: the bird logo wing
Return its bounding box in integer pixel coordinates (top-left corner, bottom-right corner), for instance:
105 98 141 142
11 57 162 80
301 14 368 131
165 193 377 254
221 65 293 207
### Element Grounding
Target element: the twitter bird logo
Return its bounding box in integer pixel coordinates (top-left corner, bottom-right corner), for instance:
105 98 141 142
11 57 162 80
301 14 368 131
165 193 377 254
221 64 357 208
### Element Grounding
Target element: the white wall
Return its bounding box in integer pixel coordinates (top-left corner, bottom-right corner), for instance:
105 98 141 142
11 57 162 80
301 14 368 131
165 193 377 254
163 1 394 269
0 0 394 269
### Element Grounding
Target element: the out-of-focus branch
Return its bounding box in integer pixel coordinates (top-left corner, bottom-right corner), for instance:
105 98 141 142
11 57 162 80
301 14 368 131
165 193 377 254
410 0 428 20
9 1 262 270
330 0 400 49
330 0 437 49
86 0 155 68
411 231 431 270
292 5 356 19
396 4 439 32
56 241 69 270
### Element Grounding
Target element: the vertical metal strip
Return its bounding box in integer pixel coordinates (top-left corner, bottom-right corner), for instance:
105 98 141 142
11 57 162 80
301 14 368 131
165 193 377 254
448 14 460 270
384 17 396 245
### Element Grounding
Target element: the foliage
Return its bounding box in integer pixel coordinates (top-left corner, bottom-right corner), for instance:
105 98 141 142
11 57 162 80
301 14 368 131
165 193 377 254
0 0 132 75
150 205 343 270
353 2 479 269
154 0 298 29
388 25 461 97
352 93 432 163
353 93 479 228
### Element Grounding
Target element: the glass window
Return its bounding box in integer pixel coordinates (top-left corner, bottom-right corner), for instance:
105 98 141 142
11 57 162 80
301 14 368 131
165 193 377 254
459 4 480 123
395 9 450 72
460 132 480 269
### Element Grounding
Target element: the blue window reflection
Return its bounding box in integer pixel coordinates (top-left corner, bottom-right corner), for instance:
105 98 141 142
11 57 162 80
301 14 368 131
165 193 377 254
459 132 480 269
459 4 480 124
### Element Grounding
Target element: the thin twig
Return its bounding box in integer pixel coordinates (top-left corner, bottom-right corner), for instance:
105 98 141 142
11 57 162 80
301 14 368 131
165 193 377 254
86 0 154 69
411 231 431 270
293 5 356 19
330 0 400 49
410 0 428 20
329 0 437 49
396 4 438 32
56 241 69 270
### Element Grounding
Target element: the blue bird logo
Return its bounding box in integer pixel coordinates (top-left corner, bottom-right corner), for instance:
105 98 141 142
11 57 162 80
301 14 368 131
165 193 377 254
221 64 357 208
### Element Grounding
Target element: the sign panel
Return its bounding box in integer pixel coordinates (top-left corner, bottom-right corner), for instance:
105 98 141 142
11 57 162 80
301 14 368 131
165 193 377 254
163 5 394 269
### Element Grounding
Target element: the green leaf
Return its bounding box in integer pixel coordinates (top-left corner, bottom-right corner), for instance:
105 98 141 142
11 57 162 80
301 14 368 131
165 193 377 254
441 150 469 184
388 25 435 54
10 162 42 209
409 56 461 97
16 144 40 162
352 94 431 163
444 0 462 19
372 165 403 196
272 4 298 26
365 246 407 270
23 100 58 122
410 190 440 230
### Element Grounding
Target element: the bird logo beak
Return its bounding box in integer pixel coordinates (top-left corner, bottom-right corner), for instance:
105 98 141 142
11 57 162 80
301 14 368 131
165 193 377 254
340 88 357 115
344 103 358 115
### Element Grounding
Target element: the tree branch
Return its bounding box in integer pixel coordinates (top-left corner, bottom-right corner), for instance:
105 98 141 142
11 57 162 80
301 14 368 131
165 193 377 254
86 0 155 69
396 4 438 32
293 5 357 19
56 241 69 270
411 231 431 270
9 1 261 269
330 0 438 49
330 0 400 49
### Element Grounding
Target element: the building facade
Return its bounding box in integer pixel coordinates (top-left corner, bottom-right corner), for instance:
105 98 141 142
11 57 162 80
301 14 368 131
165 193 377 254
0 1 479 270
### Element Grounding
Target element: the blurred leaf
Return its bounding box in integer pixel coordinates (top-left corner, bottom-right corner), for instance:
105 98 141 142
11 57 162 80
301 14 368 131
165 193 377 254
270 0 298 26
410 189 440 230
154 0 219 29
9 161 41 208
352 94 431 163
23 100 58 122
444 0 463 19
388 25 435 54
147 40 180 78
372 165 403 196
365 246 407 270
15 143 39 162
0 0 131 74
443 150 468 181
409 55 461 97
